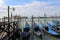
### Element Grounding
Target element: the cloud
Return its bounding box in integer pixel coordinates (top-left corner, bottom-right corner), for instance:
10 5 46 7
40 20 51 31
4 0 36 6
0 0 4 6
11 1 60 17
0 0 7 18
0 0 60 18
48 0 60 6
0 0 7 10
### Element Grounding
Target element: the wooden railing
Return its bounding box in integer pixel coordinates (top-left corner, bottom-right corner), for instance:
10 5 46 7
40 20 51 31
0 21 19 40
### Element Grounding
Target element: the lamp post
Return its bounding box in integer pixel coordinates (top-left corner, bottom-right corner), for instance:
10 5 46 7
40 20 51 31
7 6 10 39
10 7 15 22
8 6 15 24
44 13 46 26
7 6 15 39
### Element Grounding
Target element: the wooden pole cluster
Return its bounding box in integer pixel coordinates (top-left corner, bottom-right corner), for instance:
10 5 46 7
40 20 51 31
8 6 10 23
4 16 5 22
44 13 46 26
11 13 12 22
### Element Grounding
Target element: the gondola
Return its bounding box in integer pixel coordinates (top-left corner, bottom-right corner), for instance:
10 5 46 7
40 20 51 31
53 21 60 25
48 21 60 34
40 22 60 38
33 22 42 38
47 22 56 30
22 22 30 40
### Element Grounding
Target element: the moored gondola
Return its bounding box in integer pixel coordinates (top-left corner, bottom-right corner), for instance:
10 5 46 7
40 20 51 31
47 22 60 34
22 22 30 40
40 22 60 38
33 22 42 38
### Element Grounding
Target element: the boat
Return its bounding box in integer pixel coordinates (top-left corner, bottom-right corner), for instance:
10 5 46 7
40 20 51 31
47 22 56 30
22 22 30 40
40 22 60 38
47 22 60 33
52 21 60 26
33 22 42 38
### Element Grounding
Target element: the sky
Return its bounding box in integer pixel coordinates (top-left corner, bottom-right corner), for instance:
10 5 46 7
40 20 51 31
0 0 60 18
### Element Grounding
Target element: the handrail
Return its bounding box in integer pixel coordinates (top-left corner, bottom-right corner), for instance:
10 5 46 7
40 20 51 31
0 21 18 40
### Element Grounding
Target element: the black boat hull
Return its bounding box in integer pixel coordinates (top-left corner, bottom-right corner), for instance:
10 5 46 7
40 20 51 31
34 31 42 38
42 28 60 38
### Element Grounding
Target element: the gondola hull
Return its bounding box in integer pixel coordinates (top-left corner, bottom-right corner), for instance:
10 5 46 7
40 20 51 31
34 31 42 38
53 29 60 34
47 22 60 34
42 28 60 38
40 22 60 38
33 22 42 38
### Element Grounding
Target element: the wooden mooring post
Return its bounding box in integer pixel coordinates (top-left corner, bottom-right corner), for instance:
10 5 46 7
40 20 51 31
30 15 34 40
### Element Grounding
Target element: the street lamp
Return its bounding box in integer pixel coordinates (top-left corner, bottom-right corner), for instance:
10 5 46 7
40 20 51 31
7 6 15 38
10 7 15 22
